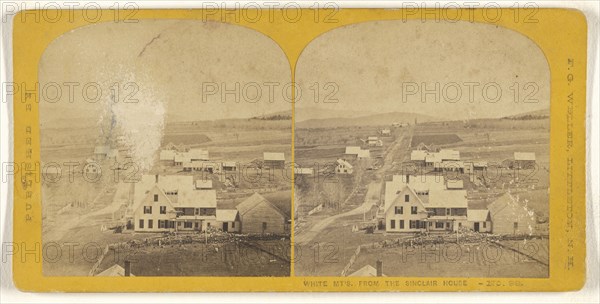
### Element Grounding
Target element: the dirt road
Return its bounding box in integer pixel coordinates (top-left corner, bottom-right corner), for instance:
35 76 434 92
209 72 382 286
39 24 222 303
295 129 411 245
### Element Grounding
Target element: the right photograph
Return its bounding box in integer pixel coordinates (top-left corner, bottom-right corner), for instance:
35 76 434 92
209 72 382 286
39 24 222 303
293 20 550 278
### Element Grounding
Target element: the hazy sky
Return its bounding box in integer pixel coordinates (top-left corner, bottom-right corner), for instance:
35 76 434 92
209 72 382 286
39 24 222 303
295 20 550 120
39 19 292 128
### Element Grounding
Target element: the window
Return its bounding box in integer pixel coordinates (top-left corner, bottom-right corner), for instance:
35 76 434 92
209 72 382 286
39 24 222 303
409 220 417 229
446 208 451 215
446 222 451 229
143 206 152 214
184 222 193 228
160 206 167 214
154 194 159 202
231 222 235 228
399 220 404 229
262 222 267 231
458 222 462 227
436 222 444 229
404 194 410 202
483 222 487 228
148 220 153 229
411 206 418 214
390 220 396 229
138 219 144 229
395 206 403 214
513 222 518 229
158 220 165 229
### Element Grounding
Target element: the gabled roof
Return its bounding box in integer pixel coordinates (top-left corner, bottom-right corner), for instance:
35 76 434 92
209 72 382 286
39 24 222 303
411 150 428 161
446 179 464 189
488 192 535 220
385 185 427 213
439 149 460 160
132 175 194 211
174 153 190 163
514 152 536 161
357 149 370 158
425 154 442 163
195 179 213 189
188 148 209 160
337 158 353 169
428 189 468 208
159 150 176 161
96 264 135 277
264 152 285 161
236 193 286 218
348 264 386 277
216 209 239 222
467 209 490 222
178 189 217 209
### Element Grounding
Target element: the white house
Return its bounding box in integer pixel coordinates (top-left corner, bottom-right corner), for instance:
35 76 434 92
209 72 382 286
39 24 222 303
336 159 353 175
128 175 217 232
380 129 391 136
383 175 471 233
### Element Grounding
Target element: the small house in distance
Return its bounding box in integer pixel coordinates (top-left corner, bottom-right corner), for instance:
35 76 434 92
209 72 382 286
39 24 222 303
488 192 536 235
236 193 287 234
263 152 285 168
367 136 383 147
513 152 536 169
336 159 353 175
380 129 391 136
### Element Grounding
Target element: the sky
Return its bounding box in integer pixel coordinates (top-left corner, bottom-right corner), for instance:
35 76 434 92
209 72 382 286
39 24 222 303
39 19 292 128
295 20 550 120
38 19 550 129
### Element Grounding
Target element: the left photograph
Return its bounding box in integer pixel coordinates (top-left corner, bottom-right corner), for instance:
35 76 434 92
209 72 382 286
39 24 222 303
39 20 292 276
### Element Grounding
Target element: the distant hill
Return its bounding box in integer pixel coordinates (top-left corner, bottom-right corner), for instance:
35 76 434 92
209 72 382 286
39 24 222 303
502 108 550 120
295 107 379 122
295 111 442 128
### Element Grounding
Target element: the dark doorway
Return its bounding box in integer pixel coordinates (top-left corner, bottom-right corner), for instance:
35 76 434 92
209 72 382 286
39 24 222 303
474 222 480 232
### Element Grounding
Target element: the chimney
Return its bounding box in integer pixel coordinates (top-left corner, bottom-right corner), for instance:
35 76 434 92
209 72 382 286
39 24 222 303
155 174 159 183
124 260 131 277
376 260 383 277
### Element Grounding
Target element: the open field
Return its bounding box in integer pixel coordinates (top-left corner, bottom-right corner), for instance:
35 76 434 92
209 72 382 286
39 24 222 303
41 116 292 276
295 115 549 277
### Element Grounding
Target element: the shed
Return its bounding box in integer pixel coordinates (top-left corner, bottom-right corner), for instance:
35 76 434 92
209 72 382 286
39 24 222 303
236 193 287 234
263 152 285 168
216 209 240 233
513 152 536 169
467 209 492 232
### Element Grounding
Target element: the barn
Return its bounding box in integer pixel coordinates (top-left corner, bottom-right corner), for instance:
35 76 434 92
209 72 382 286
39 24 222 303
488 192 537 235
236 193 287 234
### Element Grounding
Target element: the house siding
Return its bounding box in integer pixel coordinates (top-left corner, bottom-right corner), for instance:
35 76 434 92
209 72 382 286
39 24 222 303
240 203 285 234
